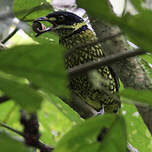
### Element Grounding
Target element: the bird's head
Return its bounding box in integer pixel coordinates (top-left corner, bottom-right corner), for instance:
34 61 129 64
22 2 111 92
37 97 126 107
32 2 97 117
33 11 87 37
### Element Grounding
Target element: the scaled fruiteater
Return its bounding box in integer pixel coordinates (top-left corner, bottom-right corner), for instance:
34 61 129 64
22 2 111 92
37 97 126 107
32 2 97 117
34 11 120 113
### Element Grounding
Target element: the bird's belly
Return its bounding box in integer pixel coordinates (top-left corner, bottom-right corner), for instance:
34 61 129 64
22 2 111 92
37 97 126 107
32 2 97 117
67 65 119 112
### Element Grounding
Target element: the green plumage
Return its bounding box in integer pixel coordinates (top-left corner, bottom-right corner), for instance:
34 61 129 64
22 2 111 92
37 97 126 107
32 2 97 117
34 11 121 113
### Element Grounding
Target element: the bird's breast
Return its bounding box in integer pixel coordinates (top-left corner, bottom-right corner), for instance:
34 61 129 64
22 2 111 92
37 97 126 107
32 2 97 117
60 29 104 68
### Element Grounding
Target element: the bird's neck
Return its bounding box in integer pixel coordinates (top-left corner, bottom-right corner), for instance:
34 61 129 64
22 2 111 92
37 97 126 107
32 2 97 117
63 25 88 39
59 28 97 49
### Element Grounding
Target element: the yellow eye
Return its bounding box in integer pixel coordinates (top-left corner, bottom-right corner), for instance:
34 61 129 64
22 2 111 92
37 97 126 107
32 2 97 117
58 15 65 22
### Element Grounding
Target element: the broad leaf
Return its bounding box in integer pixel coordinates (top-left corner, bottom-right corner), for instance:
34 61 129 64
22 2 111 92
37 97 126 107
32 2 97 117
13 0 52 20
38 99 81 146
0 131 32 152
121 103 152 152
120 88 152 106
99 116 126 152
0 75 42 111
77 0 119 23
13 0 56 44
120 11 152 51
54 115 126 152
78 0 152 50
45 93 82 124
0 44 69 98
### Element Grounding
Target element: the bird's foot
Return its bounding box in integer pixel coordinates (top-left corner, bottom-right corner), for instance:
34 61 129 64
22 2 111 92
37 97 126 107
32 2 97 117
97 108 104 115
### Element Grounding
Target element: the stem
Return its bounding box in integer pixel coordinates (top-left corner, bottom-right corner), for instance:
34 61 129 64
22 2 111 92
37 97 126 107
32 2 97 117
68 49 146 77
0 121 54 152
0 122 24 136
1 28 19 44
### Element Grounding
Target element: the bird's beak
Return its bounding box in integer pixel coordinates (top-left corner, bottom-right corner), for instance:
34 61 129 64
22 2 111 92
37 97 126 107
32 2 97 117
33 16 55 37
35 17 50 22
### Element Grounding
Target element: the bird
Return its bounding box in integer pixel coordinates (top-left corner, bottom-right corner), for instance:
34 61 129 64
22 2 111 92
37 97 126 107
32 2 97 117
33 11 121 113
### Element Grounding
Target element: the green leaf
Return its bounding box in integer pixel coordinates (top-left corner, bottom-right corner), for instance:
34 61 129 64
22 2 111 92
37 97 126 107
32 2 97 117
13 0 56 45
77 0 119 23
99 116 126 152
140 58 152 81
38 99 77 146
13 0 52 20
54 115 126 152
120 11 152 51
120 88 152 106
121 103 152 152
0 75 42 111
78 1 152 50
45 93 82 124
142 54 152 65
0 44 69 98
0 131 32 152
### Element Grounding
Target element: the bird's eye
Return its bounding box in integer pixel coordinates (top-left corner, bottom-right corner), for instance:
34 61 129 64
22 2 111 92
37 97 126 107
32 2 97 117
58 15 65 22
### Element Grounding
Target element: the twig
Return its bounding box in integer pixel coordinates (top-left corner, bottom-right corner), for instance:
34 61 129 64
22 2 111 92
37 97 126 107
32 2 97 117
0 115 54 152
1 28 19 44
20 111 53 152
0 121 24 136
21 3 52 20
68 48 146 77
0 3 51 21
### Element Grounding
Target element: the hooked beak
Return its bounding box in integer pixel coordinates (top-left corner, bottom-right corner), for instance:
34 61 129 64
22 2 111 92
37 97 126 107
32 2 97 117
33 16 56 37
35 17 49 22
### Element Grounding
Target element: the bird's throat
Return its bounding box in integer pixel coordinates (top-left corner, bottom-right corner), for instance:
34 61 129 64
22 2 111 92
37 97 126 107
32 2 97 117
60 28 97 49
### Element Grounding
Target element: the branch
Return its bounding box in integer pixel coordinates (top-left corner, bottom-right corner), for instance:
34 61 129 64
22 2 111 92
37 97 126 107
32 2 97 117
1 28 19 44
0 121 24 136
20 111 54 152
0 114 54 152
68 49 146 77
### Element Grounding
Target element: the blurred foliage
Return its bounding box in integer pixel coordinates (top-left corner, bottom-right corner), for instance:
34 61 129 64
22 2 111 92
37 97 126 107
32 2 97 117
77 0 152 51
120 88 152 106
0 131 33 152
121 103 152 152
0 75 42 112
13 0 52 20
0 44 69 97
55 115 126 152
0 0 152 152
